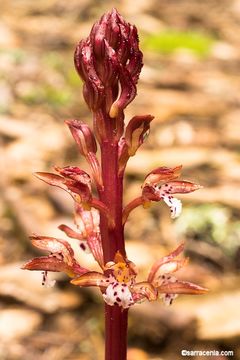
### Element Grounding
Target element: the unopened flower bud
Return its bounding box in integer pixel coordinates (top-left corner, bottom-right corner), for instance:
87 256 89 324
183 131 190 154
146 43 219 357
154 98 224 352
125 115 154 156
66 119 97 156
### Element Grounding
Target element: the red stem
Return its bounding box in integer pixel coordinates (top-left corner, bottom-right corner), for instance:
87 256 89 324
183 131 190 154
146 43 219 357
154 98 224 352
99 135 128 360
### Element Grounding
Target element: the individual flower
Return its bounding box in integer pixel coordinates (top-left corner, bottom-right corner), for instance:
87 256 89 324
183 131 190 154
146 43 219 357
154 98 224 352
142 166 202 218
22 205 104 280
35 166 92 208
122 165 202 224
22 235 90 282
60 204 104 268
23 224 207 309
70 243 208 309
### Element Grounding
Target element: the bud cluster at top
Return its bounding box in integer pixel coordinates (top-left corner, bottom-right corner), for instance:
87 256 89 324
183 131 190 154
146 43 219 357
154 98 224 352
74 8 143 117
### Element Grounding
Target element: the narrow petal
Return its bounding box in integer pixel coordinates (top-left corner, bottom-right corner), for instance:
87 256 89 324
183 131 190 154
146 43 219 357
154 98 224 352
28 235 89 276
58 224 91 254
160 181 203 195
22 256 74 275
124 115 154 156
158 280 208 295
87 234 104 268
71 271 108 287
74 205 100 237
58 224 84 241
73 205 103 267
35 169 92 205
35 172 67 190
55 166 91 184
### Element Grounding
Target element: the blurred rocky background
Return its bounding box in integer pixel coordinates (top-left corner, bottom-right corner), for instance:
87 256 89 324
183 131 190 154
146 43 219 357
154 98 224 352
1 0 240 359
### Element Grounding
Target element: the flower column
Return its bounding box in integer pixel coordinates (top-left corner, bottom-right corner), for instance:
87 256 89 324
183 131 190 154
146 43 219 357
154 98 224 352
74 9 143 360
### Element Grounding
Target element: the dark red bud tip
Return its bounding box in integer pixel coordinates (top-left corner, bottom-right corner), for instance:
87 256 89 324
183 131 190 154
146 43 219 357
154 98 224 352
74 9 143 113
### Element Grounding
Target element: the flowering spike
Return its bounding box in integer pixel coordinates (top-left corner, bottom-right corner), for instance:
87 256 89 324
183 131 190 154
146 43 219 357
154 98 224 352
23 9 208 360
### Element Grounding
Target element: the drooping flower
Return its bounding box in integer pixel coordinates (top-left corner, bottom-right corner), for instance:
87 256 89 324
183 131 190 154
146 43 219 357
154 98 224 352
35 166 92 209
122 165 202 224
23 226 207 309
22 205 104 283
142 166 202 218
22 234 90 281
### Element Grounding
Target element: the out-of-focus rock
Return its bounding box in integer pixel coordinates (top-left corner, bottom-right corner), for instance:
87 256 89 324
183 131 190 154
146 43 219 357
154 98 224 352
0 263 82 313
131 301 197 342
128 348 150 360
175 291 240 340
0 22 19 47
0 83 13 113
212 41 239 60
133 89 227 121
0 308 42 341
0 114 67 179
220 110 240 145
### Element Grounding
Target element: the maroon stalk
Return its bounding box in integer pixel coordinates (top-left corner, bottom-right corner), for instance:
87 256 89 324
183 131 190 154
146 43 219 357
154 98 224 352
99 121 127 360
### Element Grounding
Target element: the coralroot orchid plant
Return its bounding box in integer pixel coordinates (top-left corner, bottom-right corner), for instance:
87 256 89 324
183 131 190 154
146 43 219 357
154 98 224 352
23 9 208 360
